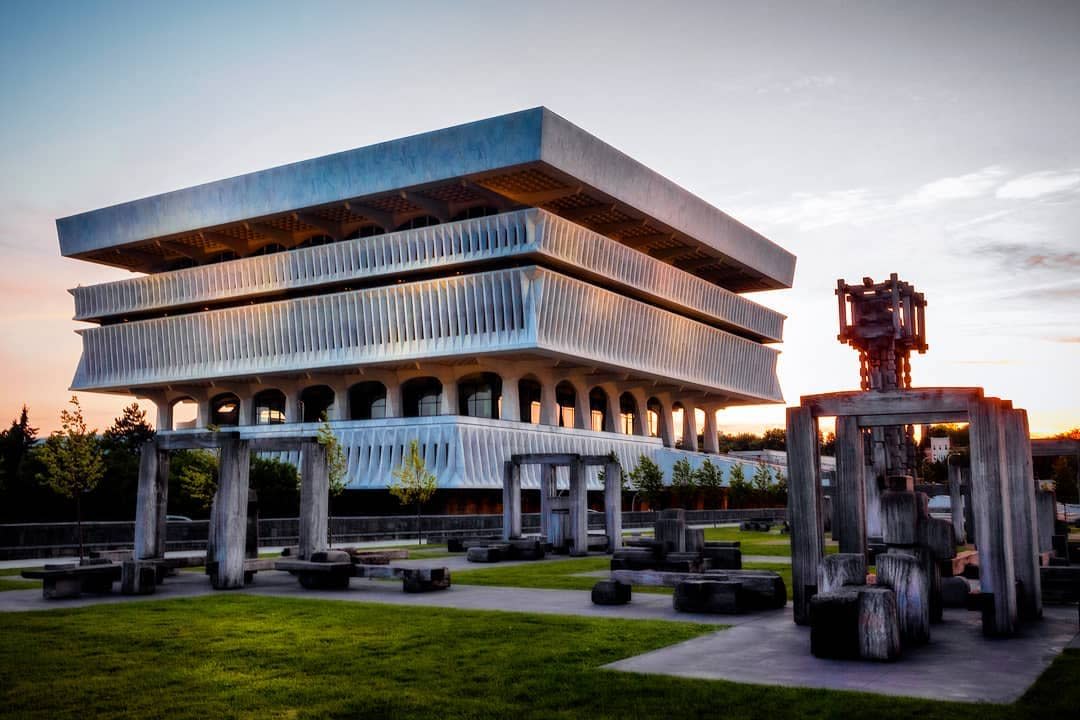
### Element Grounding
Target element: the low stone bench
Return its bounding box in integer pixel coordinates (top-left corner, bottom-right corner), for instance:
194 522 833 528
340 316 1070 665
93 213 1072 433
612 568 786 611
22 561 122 599
591 579 632 605
350 549 410 565
466 545 508 563
276 552 354 590
674 579 745 614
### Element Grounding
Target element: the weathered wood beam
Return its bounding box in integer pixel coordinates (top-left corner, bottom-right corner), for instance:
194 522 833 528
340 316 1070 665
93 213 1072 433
856 410 967 427
502 462 522 540
568 456 588 557
134 440 170 560
604 459 622 552
787 405 824 625
833 416 867 554
1029 438 1080 457
298 441 329 561
1004 408 1041 621
803 387 983 418
156 431 241 450
209 438 251 589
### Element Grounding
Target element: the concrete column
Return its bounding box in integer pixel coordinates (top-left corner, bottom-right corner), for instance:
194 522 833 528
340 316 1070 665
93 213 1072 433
238 393 254 426
833 415 867 555
539 379 557 426
134 439 170 560
629 388 649 436
385 381 402 418
787 405 824 625
682 402 699 452
568 457 588 556
329 381 350 421
210 438 250 589
572 380 589 431
604 459 622 552
948 458 967 544
539 464 555 538
502 462 522 539
155 401 173 433
968 397 1017 636
195 391 211 429
656 394 675 448
284 386 300 424
299 441 329 560
702 407 720 454
1004 408 1041 621
501 375 521 422
441 375 459 416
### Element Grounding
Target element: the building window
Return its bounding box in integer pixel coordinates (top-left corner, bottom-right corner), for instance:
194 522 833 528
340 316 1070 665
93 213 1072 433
300 385 335 423
403 377 442 417
519 378 542 424
556 382 576 428
395 215 441 232
672 402 686 448
170 398 198 431
451 206 501 221
619 393 638 435
589 387 609 433
458 373 501 419
210 393 241 427
254 389 287 425
349 381 387 420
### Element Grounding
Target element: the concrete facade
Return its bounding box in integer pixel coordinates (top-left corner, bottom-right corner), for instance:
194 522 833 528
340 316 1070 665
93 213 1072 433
58 109 793 491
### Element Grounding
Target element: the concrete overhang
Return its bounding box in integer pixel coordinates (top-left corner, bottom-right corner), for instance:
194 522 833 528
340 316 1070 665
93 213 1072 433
56 108 795 291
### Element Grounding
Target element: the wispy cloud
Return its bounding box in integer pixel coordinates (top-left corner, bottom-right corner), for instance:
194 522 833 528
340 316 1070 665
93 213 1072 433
996 169 1080 200
736 189 883 231
899 166 1008 207
756 73 842 95
975 241 1080 272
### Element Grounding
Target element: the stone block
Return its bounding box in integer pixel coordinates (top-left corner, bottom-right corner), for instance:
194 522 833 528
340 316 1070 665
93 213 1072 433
611 548 659 571
402 568 451 593
591 579 632 605
310 550 351 564
466 546 503 563
655 518 686 552
818 553 867 594
701 546 742 570
941 576 971 608
857 586 902 661
673 579 744 614
877 553 930 646
710 569 787 610
810 589 860 659
120 561 157 595
684 528 705 553
881 491 919 546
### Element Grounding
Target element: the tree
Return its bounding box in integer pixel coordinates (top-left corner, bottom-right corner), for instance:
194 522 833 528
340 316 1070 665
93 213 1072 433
762 428 786 451
671 458 696 508
751 461 773 496
175 449 218 511
695 458 723 509
769 469 788 506
627 454 665 510
389 439 438 545
35 397 105 560
727 462 751 508
0 405 37 489
317 416 349 545
97 403 156 519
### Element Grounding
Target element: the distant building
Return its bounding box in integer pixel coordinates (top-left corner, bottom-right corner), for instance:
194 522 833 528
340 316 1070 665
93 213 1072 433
57 108 795 495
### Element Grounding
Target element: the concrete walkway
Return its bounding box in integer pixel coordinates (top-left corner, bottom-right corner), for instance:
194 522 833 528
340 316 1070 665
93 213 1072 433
607 604 1079 703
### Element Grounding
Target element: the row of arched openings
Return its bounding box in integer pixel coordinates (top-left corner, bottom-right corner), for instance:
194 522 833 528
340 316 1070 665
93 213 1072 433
176 375 676 439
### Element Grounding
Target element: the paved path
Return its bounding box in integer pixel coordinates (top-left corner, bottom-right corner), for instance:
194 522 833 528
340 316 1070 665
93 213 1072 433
607 604 1080 703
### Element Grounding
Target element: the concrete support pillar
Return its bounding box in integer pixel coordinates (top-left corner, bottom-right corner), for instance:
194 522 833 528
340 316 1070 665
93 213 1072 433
568 457 588 556
657 394 675 448
329 381 350 421
441 376 459 417
210 438 250 589
573 380 589 431
604 459 622 552
195 392 211 429
948 458 967 544
1004 408 1041 621
539 465 555 538
968 397 1017 636
702 407 720 454
385 382 402 418
238 394 254 426
682 402 699 452
629 388 649 436
134 439 170 560
502 462 522 539
155 401 173 433
833 415 867 555
284 387 300 424
298 440 329 560
787 405 824 625
867 426 886 538
501 375 521 422
539 378 557 426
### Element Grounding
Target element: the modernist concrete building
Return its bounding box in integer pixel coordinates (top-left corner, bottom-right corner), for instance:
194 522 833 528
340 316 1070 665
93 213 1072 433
57 108 795 497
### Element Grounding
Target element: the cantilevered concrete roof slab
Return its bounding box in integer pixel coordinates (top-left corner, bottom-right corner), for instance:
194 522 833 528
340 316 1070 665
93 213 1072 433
56 108 795 291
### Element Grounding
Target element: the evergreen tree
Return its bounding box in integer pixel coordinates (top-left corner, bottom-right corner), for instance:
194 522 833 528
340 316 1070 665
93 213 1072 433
0 405 37 494
695 458 723 508
389 439 438 545
671 458 697 508
96 403 156 519
36 397 105 559
727 462 750 508
628 454 665 510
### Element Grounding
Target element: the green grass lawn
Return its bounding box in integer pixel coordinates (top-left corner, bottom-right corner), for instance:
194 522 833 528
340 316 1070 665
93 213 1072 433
0 578 38 592
701 525 838 556
453 555 677 593
0 595 1076 720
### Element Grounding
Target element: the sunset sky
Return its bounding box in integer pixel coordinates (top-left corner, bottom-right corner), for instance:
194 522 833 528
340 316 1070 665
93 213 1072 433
1 1 1077 437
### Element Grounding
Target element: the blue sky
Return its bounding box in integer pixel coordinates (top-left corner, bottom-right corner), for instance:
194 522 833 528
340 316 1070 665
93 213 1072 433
1 0 1078 434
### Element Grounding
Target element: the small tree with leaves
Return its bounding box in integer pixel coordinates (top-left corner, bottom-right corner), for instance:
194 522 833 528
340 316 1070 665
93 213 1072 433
317 416 348 545
727 462 751 508
751 461 773 504
628 454 665 510
389 439 438 545
36 397 105 560
695 458 723 509
671 457 697 508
